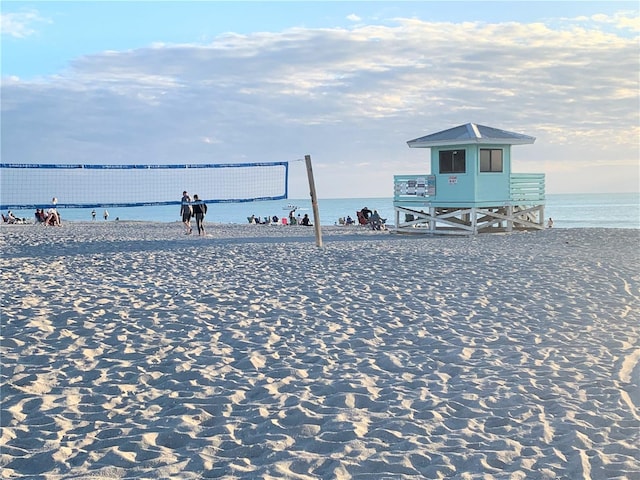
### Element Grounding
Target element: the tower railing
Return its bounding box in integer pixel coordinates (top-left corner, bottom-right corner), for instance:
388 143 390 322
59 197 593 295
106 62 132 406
393 173 545 204
510 173 545 202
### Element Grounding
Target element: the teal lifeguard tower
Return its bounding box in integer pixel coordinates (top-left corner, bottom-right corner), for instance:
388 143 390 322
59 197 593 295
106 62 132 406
394 123 545 235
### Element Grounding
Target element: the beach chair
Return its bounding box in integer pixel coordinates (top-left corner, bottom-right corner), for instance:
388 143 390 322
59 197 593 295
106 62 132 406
356 211 368 226
369 216 387 231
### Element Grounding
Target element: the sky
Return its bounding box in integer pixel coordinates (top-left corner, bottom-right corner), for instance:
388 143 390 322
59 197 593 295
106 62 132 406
1 1 639 199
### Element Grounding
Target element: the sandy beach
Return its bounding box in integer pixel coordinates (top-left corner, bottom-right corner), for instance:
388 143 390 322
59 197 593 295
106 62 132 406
1 222 639 479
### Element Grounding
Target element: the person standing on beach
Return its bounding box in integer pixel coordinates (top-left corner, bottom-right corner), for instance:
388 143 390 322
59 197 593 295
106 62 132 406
103 209 109 221
192 194 208 236
91 209 96 221
180 191 193 234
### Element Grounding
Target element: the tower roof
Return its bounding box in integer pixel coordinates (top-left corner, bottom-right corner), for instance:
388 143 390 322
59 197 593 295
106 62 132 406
407 123 535 148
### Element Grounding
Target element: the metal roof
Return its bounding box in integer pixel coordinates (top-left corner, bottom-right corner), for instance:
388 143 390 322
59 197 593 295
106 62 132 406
407 123 535 148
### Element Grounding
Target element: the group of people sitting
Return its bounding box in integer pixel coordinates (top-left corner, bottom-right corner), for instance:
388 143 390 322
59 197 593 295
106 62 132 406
247 211 313 226
1 207 61 226
338 215 356 226
35 207 61 226
337 207 386 230
287 208 312 226
2 196 62 226
248 214 283 225
2 211 27 224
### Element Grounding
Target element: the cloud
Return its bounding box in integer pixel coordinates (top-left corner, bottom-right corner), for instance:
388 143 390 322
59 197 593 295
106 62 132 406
1 14 639 197
592 11 640 31
0 10 50 38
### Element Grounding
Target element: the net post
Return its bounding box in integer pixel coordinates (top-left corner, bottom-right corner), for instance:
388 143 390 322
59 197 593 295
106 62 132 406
305 154 323 248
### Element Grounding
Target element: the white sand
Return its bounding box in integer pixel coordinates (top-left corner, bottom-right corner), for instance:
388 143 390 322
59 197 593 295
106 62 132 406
1 222 639 479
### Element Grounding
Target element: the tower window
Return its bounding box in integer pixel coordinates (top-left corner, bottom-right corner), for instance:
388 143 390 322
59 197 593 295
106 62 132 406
480 149 503 172
439 150 466 174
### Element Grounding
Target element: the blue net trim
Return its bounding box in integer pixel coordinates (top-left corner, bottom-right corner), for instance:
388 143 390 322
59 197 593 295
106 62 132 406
0 162 287 170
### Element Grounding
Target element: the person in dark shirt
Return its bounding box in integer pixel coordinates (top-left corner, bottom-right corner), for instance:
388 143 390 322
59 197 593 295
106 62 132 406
192 194 208 236
180 191 192 234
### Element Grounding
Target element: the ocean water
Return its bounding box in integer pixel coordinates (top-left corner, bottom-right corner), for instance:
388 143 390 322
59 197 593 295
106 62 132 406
7 193 639 229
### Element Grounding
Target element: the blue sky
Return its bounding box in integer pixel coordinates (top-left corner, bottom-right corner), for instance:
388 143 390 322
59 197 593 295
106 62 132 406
2 1 639 198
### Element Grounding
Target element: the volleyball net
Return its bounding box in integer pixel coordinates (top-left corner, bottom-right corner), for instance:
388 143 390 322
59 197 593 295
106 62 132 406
0 162 289 210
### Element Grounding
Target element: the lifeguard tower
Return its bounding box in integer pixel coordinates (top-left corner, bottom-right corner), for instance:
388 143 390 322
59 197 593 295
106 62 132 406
394 123 545 235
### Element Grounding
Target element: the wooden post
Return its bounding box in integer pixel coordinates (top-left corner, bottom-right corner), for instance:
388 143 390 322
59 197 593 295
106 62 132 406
429 206 435 232
305 154 323 247
471 207 478 234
